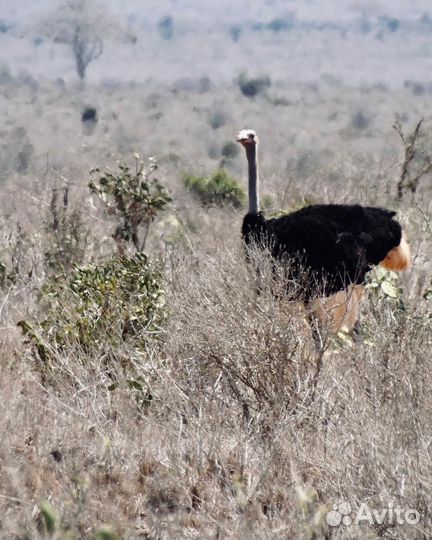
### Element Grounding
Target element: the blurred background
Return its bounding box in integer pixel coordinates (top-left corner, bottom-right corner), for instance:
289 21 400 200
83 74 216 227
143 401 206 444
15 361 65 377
3 0 432 85
1 0 432 184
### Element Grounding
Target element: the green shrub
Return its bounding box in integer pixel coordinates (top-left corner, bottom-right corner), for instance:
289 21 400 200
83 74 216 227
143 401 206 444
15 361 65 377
89 157 171 254
366 267 403 300
39 501 58 538
260 194 275 211
94 526 119 540
183 169 245 208
18 254 164 361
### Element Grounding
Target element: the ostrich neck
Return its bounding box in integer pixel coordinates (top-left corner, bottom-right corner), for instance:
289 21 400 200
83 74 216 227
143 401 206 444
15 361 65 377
246 144 260 215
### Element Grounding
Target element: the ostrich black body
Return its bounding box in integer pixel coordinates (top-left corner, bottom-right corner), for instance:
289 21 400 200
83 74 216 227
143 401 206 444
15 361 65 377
242 204 402 298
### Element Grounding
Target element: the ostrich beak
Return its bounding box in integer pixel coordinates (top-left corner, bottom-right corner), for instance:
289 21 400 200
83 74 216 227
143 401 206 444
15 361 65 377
236 130 251 144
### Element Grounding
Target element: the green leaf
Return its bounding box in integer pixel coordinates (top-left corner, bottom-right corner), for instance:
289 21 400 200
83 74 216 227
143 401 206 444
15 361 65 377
94 526 119 540
183 169 245 208
380 281 399 298
40 501 58 537
24 254 164 361
127 378 143 390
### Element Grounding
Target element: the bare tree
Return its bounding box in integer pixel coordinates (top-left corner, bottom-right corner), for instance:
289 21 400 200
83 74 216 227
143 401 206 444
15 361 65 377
393 118 432 199
37 0 130 81
71 22 103 80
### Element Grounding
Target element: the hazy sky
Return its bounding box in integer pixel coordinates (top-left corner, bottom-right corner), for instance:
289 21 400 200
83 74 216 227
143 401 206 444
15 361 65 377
4 0 432 24
2 0 432 86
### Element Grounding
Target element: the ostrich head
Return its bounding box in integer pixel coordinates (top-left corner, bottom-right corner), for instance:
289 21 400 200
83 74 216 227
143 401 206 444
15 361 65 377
236 129 258 148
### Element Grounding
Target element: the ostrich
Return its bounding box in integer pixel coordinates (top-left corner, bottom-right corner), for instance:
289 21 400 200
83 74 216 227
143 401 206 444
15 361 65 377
236 129 410 342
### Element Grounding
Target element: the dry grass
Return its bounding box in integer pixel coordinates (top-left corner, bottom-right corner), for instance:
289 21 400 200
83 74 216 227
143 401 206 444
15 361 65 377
0 215 431 539
0 78 431 539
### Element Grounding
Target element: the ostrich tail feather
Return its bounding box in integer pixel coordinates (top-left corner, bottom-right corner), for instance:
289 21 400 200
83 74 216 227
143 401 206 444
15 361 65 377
380 234 411 272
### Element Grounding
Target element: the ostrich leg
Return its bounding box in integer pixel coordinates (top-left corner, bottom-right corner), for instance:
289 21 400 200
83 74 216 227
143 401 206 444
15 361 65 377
352 319 363 344
306 308 324 350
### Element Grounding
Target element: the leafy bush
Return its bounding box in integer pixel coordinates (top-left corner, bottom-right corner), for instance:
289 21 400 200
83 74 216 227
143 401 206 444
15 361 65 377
260 194 276 211
238 72 271 99
38 501 58 538
18 254 164 360
366 267 403 300
183 169 245 208
89 157 171 254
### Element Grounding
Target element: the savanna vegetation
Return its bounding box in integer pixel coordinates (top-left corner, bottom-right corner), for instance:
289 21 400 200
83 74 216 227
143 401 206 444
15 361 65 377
0 1 431 538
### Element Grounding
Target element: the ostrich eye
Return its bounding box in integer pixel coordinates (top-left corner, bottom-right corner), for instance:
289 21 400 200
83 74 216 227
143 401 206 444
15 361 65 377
248 133 255 139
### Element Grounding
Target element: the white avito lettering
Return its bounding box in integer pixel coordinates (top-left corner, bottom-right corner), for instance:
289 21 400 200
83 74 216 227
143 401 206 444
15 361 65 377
356 503 374 524
404 509 420 525
394 506 405 524
388 502 394 524
333 502 420 528
372 507 387 525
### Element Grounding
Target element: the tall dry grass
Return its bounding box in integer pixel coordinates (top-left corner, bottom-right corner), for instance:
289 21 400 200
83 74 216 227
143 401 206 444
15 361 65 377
0 77 431 539
0 191 430 538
